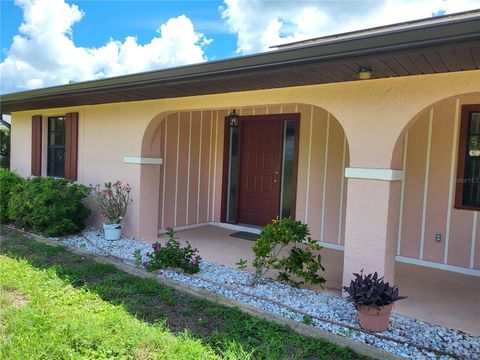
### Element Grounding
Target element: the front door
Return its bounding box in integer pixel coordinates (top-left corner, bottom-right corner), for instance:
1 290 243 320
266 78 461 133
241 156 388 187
237 118 283 226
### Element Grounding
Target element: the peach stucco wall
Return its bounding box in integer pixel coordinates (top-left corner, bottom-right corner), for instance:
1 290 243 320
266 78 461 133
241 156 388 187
10 70 480 281
399 93 480 270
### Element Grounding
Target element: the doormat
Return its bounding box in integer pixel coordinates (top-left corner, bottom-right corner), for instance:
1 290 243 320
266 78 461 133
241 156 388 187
230 231 260 241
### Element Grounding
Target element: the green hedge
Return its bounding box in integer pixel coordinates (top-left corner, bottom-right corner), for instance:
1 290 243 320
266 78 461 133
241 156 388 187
8 177 91 237
0 169 26 223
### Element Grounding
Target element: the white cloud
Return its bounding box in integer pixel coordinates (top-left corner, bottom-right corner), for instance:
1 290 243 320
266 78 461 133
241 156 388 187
221 0 480 54
0 0 211 94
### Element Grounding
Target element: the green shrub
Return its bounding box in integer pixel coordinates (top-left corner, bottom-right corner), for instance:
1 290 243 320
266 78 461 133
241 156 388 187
0 169 26 223
143 227 202 274
7 177 91 236
251 217 326 287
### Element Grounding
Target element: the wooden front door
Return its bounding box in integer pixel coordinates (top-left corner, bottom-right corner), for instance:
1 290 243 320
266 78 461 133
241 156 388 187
237 117 283 226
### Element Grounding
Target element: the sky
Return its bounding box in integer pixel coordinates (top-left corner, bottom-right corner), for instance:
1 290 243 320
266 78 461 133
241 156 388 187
0 0 479 94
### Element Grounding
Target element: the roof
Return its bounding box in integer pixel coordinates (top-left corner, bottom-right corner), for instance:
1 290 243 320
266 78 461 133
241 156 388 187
1 9 480 113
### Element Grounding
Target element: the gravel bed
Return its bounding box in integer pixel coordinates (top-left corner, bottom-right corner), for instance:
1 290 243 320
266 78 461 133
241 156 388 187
58 228 479 360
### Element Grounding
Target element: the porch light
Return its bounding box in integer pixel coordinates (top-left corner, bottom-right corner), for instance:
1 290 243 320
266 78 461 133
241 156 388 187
228 109 240 127
358 67 372 80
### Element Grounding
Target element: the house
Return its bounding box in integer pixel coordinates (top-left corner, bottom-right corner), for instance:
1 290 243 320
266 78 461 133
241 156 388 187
1 10 479 301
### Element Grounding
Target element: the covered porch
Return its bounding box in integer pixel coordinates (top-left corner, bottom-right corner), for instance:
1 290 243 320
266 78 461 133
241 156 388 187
156 224 480 336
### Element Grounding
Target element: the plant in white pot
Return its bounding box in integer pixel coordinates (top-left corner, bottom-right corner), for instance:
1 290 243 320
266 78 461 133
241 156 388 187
343 271 407 333
91 181 132 240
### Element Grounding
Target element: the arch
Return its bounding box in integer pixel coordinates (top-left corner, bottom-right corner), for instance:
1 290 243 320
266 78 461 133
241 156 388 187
391 92 480 168
138 103 351 248
394 92 480 271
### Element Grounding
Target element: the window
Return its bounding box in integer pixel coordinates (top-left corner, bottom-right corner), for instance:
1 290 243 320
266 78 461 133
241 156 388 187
456 105 480 209
47 116 66 177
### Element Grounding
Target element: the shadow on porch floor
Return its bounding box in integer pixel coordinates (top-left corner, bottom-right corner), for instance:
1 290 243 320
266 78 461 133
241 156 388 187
147 225 480 336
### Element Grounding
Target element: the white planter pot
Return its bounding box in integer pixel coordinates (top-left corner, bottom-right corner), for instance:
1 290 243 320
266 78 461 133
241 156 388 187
103 223 122 241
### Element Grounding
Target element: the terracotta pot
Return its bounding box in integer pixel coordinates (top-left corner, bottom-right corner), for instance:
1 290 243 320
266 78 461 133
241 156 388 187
357 304 393 332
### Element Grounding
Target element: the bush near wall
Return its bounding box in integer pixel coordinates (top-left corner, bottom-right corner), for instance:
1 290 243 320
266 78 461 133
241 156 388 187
0 169 26 223
7 177 91 237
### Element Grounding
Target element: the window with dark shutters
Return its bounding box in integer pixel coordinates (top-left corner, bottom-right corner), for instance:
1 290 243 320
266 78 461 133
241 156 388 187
40 112 79 180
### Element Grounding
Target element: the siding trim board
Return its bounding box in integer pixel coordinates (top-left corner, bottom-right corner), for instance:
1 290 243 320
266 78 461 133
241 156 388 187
123 156 163 165
397 132 409 256
470 211 478 268
444 98 461 263
304 106 314 224
337 135 347 245
419 110 434 260
396 256 480 276
320 113 330 243
345 168 404 181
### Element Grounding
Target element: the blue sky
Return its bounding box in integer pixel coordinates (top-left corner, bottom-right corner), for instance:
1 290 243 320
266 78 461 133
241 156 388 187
1 0 479 94
0 1 237 62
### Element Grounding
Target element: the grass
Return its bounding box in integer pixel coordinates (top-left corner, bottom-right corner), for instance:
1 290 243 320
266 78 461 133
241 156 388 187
0 232 368 359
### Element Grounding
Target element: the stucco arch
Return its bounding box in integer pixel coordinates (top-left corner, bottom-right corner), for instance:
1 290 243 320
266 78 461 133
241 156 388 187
391 92 480 168
390 92 480 272
137 103 351 243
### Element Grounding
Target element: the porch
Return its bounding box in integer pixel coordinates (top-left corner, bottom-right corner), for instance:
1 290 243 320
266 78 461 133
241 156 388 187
155 224 480 336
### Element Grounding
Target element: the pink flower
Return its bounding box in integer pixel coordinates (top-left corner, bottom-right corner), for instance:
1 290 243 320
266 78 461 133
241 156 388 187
191 258 197 265
102 190 109 196
151 243 156 249
141 261 148 267
156 247 161 253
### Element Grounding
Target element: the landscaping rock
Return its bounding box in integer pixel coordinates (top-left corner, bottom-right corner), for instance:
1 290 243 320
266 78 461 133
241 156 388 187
60 228 480 360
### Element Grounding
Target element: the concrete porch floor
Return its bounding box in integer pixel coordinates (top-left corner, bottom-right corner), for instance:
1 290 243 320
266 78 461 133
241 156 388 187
152 225 480 336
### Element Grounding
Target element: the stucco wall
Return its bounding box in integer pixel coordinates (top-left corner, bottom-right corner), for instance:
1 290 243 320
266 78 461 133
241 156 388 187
399 93 480 270
9 70 480 244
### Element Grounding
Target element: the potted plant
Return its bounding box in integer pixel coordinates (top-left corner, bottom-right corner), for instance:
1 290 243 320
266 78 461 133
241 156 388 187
91 181 132 240
343 271 406 332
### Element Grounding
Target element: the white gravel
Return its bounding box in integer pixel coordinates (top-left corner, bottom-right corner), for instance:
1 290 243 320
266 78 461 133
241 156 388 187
58 228 479 360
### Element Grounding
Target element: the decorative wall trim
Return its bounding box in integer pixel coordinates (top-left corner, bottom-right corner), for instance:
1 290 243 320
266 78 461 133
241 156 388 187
345 167 404 181
420 110 434 260
396 256 480 276
444 98 461 264
123 156 163 165
397 132 409 255
317 241 344 251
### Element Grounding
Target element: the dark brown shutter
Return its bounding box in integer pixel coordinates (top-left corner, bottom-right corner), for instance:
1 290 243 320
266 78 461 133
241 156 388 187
31 115 42 176
65 112 79 181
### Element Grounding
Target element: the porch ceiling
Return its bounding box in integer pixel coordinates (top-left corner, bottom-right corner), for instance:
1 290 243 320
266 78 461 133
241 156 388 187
1 12 479 113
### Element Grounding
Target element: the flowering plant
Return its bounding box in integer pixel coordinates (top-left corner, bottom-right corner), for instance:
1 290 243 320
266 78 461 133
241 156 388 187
91 181 132 224
142 227 201 274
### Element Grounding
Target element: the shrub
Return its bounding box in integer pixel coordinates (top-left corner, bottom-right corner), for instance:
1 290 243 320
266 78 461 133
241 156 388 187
91 181 132 224
251 217 326 287
343 271 407 308
142 227 201 274
7 177 91 236
0 169 26 223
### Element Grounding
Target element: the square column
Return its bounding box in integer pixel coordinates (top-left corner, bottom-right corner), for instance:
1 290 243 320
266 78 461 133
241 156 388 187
342 168 403 288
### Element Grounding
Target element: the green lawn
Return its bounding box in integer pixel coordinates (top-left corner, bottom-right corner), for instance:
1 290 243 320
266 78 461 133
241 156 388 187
0 233 367 360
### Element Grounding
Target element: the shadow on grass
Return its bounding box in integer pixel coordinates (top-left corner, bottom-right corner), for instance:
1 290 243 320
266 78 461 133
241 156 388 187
0 232 367 360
